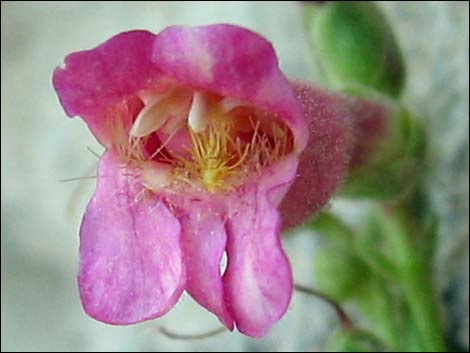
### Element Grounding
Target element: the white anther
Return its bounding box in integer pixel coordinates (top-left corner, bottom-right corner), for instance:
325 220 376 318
188 92 209 133
137 89 160 105
130 95 168 138
219 97 244 113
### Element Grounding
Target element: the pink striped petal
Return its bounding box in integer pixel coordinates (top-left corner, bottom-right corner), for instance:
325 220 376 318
223 156 298 337
179 206 234 329
78 152 184 324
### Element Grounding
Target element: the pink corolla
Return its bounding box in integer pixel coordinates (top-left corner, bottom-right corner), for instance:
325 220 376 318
53 24 350 337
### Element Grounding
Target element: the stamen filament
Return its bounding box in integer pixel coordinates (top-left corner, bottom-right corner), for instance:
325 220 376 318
112 89 292 193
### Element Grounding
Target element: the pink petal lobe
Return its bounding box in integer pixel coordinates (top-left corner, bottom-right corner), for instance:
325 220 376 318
79 152 184 325
52 30 163 144
223 156 298 337
152 24 308 152
179 205 234 330
280 84 353 229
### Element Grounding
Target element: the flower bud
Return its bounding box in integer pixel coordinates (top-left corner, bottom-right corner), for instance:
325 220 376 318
341 95 427 200
303 2 405 98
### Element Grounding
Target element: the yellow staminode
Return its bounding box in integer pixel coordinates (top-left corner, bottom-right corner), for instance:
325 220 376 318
174 114 290 193
176 117 248 192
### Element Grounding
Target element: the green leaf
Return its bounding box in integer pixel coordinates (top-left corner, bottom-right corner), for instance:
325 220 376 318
307 212 355 243
315 243 370 301
327 329 390 352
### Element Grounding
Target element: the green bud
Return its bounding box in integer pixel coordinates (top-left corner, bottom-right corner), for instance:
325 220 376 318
303 2 405 98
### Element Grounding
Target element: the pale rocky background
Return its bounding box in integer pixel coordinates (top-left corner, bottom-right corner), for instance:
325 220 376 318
1 1 468 352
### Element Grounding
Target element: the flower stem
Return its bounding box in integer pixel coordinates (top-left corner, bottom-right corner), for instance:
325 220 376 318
295 283 354 330
389 205 446 352
401 270 445 351
157 326 226 340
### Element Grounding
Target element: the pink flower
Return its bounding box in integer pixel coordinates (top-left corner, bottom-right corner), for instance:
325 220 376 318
53 24 350 337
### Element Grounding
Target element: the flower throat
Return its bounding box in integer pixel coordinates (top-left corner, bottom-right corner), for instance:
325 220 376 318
110 88 293 193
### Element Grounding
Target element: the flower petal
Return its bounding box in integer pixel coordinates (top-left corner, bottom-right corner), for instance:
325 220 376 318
279 84 353 229
224 200 291 338
223 156 298 337
78 152 184 324
152 24 308 152
179 205 234 330
53 26 309 152
52 30 163 144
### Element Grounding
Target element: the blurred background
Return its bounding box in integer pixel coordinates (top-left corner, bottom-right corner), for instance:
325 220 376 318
1 1 468 351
